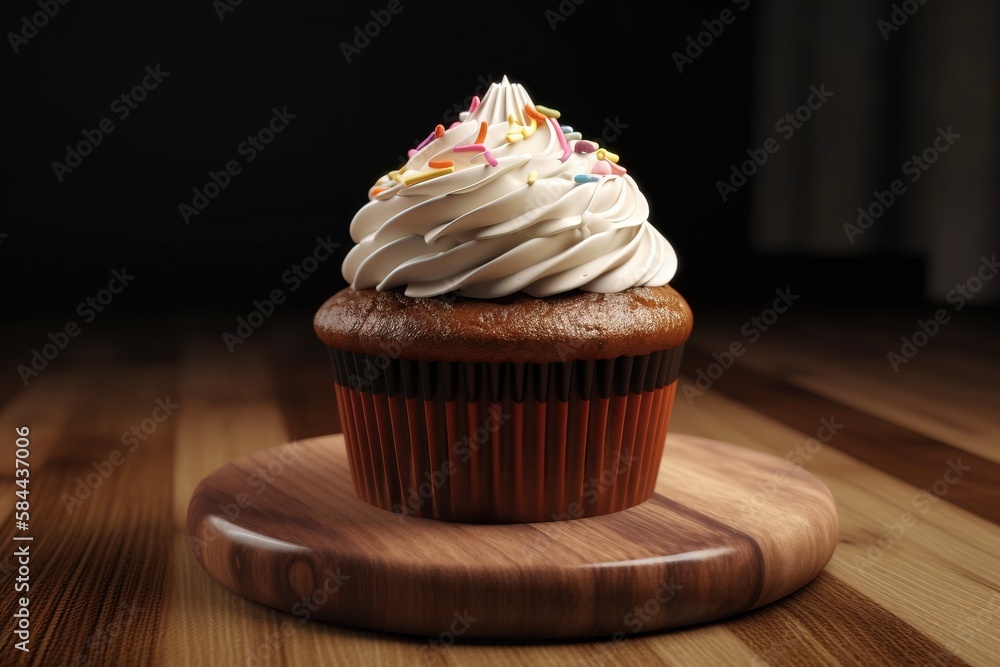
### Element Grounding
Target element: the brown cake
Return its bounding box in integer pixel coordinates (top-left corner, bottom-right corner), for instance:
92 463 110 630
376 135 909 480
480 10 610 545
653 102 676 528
314 77 692 522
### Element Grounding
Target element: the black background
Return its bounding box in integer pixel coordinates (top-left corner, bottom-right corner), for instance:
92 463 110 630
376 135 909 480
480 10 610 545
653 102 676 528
3 0 931 319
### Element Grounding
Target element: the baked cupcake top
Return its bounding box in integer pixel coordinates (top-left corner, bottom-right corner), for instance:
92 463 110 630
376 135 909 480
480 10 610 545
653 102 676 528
314 285 692 363
342 77 678 299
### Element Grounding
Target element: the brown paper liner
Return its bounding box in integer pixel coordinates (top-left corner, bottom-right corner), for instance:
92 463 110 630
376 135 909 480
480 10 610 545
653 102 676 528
329 349 683 523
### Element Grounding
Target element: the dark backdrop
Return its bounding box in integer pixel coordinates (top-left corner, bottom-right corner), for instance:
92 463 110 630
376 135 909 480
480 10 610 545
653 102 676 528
3 0 930 318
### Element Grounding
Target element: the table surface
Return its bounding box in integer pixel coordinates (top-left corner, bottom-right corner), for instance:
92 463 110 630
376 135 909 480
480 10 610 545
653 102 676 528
1 304 997 666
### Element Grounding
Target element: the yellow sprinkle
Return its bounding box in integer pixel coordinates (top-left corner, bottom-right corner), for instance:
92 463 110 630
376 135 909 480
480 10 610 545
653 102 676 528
400 166 454 186
535 105 561 119
506 131 524 143
596 148 620 163
389 168 409 183
527 170 537 185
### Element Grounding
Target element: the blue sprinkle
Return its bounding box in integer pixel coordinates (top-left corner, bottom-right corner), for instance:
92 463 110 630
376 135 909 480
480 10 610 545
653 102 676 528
560 125 574 133
574 174 599 183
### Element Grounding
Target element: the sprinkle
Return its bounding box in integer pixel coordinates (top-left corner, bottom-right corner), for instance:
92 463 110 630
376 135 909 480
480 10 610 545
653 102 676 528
506 132 524 143
574 140 598 154
401 166 455 186
475 121 488 144
590 161 612 175
415 131 436 151
389 168 408 183
574 174 599 183
524 105 548 122
560 125 573 134
550 118 571 162
428 159 454 169
407 148 418 157
371 187 387 197
609 162 627 175
527 170 537 185
454 143 498 167
596 148 620 163
434 124 446 138
468 95 480 115
449 121 462 128
564 131 582 141
535 105 561 119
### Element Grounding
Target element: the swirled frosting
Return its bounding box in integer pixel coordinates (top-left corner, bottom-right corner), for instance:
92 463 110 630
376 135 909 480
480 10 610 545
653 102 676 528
343 77 677 298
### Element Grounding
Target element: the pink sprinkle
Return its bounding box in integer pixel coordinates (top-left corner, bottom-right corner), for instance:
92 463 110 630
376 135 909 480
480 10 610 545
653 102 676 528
590 161 612 174
574 141 598 154
415 131 436 151
454 143 498 167
609 162 627 175
449 121 462 128
550 118 571 162
468 95 480 115
407 148 417 157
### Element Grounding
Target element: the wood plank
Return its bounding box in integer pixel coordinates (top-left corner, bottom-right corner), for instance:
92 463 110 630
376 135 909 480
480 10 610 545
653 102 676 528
670 385 1000 667
681 346 1000 524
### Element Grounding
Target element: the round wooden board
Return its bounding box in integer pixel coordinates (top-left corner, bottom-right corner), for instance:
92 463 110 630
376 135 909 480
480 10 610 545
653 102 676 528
187 434 838 639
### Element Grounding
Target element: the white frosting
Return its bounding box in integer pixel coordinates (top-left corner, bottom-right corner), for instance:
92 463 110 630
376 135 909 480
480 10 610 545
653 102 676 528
343 76 677 298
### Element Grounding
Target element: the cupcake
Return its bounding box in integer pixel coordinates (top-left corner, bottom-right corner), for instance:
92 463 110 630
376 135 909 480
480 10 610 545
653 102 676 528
314 77 692 523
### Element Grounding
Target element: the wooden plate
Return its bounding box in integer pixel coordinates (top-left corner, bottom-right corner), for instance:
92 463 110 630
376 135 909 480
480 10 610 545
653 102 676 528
186 434 838 639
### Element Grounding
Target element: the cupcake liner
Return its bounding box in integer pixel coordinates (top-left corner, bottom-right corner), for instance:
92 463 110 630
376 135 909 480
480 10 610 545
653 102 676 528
328 347 684 523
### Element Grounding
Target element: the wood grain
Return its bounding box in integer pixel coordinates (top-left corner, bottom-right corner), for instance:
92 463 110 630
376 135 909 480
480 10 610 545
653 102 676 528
0 309 997 666
186 433 837 638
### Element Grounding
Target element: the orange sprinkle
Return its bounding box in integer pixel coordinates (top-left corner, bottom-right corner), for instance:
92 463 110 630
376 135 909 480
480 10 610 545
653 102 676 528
475 121 488 144
434 124 446 138
428 159 454 169
524 104 548 122
371 187 386 196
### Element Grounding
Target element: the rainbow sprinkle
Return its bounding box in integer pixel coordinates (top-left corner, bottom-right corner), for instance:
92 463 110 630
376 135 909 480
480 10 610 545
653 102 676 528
535 105 561 119
550 118 571 162
434 124 446 138
468 95 481 115
401 166 455 186
574 140 598 154
527 170 537 185
475 121 488 144
574 174 599 183
454 143 498 167
596 148 619 163
415 131 436 151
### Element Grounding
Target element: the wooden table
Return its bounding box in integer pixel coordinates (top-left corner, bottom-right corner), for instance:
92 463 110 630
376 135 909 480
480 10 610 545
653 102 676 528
1 304 997 666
